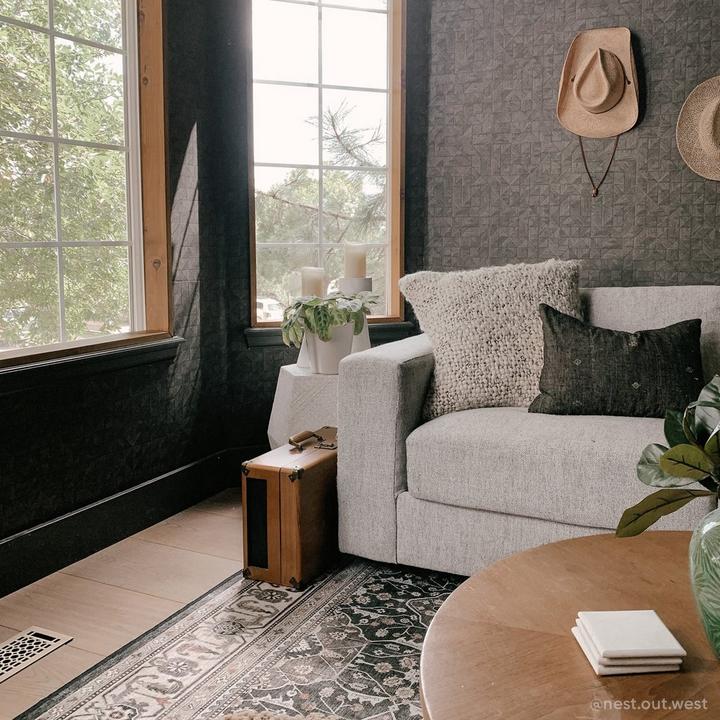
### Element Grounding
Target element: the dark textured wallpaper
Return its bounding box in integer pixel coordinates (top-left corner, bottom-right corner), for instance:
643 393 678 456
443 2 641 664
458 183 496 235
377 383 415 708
426 0 720 285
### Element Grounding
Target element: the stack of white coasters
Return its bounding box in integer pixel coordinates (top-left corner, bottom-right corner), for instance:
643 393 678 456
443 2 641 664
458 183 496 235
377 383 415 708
572 610 686 676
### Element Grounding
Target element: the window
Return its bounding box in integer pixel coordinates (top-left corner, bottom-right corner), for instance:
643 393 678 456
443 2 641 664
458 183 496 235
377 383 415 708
249 0 405 326
0 0 170 366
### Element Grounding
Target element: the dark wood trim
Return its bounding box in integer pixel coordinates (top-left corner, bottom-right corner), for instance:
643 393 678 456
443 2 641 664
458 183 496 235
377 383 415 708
0 446 263 598
244 320 415 348
0 335 183 396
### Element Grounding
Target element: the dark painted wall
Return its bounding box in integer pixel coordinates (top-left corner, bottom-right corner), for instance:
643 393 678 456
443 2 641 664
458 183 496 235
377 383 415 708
0 2 229 540
426 0 720 285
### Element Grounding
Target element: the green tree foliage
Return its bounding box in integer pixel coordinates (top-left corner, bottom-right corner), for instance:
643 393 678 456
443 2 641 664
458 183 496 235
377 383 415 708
0 9 128 349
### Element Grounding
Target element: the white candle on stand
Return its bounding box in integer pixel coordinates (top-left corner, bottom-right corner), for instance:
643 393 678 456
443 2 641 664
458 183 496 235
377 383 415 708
344 244 367 279
300 266 326 297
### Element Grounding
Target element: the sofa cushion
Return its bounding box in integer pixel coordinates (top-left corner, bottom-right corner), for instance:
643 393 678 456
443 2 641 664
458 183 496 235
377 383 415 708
404 407 712 530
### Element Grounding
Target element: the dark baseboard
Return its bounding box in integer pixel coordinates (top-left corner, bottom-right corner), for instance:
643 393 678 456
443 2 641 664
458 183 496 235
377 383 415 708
0 445 266 597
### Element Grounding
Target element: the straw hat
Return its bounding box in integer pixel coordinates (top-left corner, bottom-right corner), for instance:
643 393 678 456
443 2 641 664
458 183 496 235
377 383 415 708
677 75 720 181
557 27 638 138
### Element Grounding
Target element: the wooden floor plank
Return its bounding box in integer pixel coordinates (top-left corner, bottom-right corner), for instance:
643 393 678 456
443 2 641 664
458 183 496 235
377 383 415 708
192 487 243 518
138 507 243 561
61 537 243 603
0 573 182 656
0 489 243 716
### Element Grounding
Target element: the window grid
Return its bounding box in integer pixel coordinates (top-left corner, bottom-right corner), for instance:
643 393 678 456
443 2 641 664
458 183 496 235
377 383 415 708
253 0 391 305
0 0 143 345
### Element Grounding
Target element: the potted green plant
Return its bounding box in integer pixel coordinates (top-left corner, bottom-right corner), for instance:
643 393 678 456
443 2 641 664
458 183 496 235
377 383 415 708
282 292 377 375
617 374 720 657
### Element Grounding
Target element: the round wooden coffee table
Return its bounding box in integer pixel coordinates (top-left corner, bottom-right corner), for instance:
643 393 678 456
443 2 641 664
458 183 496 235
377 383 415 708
420 532 720 719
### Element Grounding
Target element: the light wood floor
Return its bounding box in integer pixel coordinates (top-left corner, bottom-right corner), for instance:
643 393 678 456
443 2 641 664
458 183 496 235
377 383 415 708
0 488 244 720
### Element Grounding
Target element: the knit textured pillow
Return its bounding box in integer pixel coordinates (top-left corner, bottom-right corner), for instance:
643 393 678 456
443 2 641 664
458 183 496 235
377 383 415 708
399 260 581 418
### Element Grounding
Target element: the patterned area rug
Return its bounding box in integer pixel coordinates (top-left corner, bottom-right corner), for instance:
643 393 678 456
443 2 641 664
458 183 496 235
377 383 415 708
20 560 461 720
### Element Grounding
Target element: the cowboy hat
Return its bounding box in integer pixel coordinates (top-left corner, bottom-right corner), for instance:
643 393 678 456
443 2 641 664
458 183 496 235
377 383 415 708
677 75 720 181
557 27 638 138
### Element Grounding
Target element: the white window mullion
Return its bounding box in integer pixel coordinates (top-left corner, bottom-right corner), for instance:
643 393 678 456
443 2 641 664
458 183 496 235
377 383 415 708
317 3 324 257
48 0 67 343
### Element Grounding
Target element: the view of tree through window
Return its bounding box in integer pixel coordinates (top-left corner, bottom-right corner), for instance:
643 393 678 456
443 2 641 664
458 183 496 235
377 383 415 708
252 0 393 323
0 0 142 351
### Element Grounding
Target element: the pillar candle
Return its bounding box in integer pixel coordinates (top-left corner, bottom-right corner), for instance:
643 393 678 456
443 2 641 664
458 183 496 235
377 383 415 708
344 244 367 279
300 266 326 297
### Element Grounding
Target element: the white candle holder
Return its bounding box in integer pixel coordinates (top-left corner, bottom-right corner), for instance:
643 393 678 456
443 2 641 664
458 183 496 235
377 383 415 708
338 277 372 353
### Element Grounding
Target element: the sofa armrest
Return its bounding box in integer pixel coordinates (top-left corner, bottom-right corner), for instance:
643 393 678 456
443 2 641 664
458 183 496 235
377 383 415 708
337 334 434 563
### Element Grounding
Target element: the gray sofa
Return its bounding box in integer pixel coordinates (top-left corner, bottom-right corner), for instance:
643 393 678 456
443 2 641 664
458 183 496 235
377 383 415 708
337 286 720 576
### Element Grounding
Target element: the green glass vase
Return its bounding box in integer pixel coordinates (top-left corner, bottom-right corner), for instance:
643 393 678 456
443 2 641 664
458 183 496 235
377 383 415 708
689 507 720 658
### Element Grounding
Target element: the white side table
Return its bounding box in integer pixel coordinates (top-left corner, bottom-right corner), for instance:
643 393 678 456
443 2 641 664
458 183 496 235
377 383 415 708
268 364 339 449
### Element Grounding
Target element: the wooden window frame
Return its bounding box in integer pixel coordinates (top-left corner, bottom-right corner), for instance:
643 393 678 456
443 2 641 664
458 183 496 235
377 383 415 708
0 0 171 371
248 0 406 329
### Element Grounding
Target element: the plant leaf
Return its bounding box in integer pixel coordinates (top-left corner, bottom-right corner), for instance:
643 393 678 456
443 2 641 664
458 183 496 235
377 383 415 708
664 410 687 447
616 488 713 537
637 443 695 487
683 404 699 446
705 427 720 465
684 401 720 446
659 444 715 480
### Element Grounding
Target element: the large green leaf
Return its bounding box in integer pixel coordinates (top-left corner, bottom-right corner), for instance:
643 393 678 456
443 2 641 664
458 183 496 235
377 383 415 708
685 401 720 446
664 409 688 447
637 443 696 487
659 444 715 480
616 488 713 537
689 376 720 442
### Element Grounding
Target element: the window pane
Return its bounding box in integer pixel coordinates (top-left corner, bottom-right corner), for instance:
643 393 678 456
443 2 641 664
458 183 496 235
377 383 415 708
53 0 123 48
0 0 48 26
322 7 387 89
322 169 385 245
55 38 124 145
0 248 60 349
253 84 318 165
252 0 317 83
63 245 129 340
0 22 52 134
322 244 386 313
0 138 56 243
326 0 387 8
256 245 319 316
255 166 319 244
59 145 127 242
322 89 386 167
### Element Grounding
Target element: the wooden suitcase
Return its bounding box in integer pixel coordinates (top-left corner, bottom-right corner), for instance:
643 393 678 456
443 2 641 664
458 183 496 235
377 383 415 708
241 426 338 589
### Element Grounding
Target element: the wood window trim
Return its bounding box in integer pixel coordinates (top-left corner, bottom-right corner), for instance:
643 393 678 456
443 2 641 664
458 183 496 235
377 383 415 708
248 0 406 329
0 0 173 372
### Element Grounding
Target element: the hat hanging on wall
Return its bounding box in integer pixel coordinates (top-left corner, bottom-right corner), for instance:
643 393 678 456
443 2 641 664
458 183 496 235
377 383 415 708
557 27 639 196
676 75 720 181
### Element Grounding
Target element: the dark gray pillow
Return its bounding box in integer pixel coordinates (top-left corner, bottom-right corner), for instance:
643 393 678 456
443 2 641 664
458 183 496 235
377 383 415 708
529 304 704 417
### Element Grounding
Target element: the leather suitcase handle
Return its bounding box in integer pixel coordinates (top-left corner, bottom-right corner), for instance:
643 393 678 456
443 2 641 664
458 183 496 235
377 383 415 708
289 430 322 451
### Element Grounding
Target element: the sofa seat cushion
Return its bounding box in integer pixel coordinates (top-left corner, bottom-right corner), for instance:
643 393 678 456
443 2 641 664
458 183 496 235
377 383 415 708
405 407 694 530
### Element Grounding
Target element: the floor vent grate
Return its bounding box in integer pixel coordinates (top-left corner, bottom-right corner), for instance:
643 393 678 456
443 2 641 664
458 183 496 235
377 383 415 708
0 627 73 683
